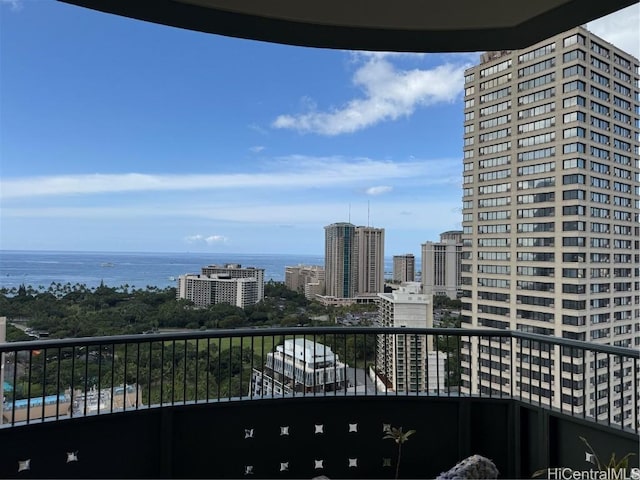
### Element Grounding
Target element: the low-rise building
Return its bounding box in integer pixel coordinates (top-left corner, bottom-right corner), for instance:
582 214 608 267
250 339 347 396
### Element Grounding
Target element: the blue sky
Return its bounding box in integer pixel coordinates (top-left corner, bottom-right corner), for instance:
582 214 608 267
1 1 638 255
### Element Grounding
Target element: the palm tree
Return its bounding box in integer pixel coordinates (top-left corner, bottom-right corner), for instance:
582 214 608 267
383 425 416 479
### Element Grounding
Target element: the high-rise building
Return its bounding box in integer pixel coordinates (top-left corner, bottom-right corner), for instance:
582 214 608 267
393 254 416 283
376 283 444 393
324 222 357 298
421 231 463 299
354 226 385 296
324 222 385 300
460 26 639 428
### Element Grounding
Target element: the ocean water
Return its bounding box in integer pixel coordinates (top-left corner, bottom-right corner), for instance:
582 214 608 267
0 250 399 291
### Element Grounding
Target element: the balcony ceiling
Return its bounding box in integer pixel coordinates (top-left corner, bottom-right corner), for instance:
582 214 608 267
59 0 638 52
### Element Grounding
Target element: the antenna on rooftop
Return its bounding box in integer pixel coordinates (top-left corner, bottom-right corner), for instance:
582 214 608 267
367 200 370 227
348 203 351 223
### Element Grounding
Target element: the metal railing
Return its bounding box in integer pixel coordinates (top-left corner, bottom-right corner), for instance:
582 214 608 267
1 327 638 433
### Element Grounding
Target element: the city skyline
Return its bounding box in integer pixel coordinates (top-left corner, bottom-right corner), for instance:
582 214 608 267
1 2 638 255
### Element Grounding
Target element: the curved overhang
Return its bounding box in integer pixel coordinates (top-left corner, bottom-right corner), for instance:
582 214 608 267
59 0 638 52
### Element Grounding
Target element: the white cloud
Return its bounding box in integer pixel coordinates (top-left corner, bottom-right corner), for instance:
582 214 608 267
249 146 265 153
365 186 393 196
185 234 228 245
205 235 228 244
587 5 640 58
0 156 460 198
272 55 469 135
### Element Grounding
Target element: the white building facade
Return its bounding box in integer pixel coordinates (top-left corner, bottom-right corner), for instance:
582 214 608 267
250 339 347 396
421 231 463 300
177 264 265 309
376 284 445 393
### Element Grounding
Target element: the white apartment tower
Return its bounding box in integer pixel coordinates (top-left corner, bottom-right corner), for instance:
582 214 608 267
421 231 463 299
177 274 259 309
201 264 265 301
393 254 416 283
376 284 445 393
177 263 265 309
460 26 639 429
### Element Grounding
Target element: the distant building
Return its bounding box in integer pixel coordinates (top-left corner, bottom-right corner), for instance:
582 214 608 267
177 263 265 309
376 283 445 393
201 264 265 301
1 385 142 424
285 265 325 300
304 282 324 300
250 339 347 396
355 226 385 297
421 231 463 299
324 222 357 298
324 222 385 300
393 254 416 283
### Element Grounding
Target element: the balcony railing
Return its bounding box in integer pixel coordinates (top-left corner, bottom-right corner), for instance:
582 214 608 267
1 327 638 433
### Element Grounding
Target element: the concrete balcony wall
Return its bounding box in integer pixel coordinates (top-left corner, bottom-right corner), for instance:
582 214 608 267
1 396 637 479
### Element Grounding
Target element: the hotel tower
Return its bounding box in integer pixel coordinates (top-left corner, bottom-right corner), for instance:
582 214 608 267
460 26 639 428
324 222 385 299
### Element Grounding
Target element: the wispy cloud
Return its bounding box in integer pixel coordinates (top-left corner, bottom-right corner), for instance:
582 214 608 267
1 156 460 199
587 4 640 58
249 146 265 153
0 0 22 11
3 200 462 230
272 55 470 135
185 234 228 245
365 186 393 196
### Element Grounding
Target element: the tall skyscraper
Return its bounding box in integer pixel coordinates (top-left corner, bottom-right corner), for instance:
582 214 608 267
324 222 385 299
324 222 357 298
460 26 639 428
393 254 416 283
421 231 463 299
354 226 385 295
